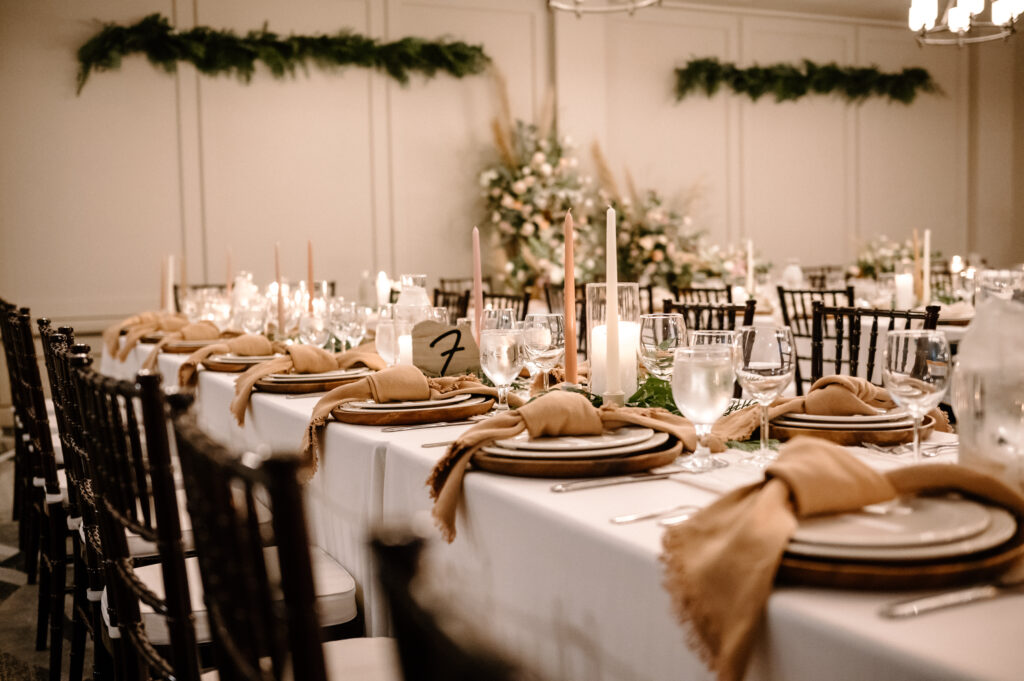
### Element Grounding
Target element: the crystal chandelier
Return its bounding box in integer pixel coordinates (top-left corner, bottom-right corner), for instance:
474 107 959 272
909 0 1022 45
547 0 662 16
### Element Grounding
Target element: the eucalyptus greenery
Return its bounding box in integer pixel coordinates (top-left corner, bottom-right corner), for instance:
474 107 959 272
76 13 490 93
675 57 940 105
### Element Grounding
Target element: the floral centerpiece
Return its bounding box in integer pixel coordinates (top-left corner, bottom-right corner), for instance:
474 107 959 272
853 235 915 279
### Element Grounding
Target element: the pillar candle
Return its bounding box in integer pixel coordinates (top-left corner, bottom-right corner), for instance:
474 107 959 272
275 243 284 335
590 322 640 396
307 239 315 313
473 227 483 345
563 211 577 385
376 271 390 307
922 229 931 306
895 273 915 310
605 207 622 400
398 333 414 366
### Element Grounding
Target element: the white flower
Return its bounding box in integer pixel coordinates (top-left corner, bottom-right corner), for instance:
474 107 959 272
491 211 501 223
569 157 579 168
504 261 514 272
512 181 527 195
539 163 552 177
521 166 532 176
501 194 515 208
639 236 655 250
550 268 564 285
521 204 533 217
498 221 513 234
531 151 546 166
522 223 535 237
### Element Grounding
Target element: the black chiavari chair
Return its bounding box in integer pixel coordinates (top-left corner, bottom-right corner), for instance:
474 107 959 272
670 285 733 305
0 300 30 569
662 299 756 332
482 292 531 321
776 285 855 395
432 289 469 321
439 276 491 294
810 302 941 386
802 265 849 290
168 397 399 681
542 283 587 353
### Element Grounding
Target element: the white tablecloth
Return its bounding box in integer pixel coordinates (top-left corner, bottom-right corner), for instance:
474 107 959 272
99 343 1022 681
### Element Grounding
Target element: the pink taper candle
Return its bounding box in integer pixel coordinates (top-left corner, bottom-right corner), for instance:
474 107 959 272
472 227 483 344
307 239 314 313
275 242 284 335
563 210 577 384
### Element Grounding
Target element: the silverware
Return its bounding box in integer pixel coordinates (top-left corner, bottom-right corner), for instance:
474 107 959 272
550 467 686 493
610 503 699 525
381 420 473 432
658 511 697 527
421 440 454 448
879 578 1024 619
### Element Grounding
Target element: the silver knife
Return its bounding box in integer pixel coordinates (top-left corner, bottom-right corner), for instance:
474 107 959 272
551 467 686 493
880 579 1024 619
381 421 471 432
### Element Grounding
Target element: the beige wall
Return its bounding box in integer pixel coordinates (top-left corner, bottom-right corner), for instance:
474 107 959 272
0 0 1020 333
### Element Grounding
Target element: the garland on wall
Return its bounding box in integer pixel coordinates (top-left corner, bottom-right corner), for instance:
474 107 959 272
76 13 491 93
674 57 940 104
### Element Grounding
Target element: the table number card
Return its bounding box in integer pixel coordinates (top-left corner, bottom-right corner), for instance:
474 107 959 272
412 321 480 377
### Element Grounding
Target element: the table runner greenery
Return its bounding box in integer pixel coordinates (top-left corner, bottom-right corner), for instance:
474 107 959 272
76 13 490 93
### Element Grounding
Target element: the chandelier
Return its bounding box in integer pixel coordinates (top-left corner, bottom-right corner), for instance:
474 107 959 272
909 0 1022 44
547 0 662 16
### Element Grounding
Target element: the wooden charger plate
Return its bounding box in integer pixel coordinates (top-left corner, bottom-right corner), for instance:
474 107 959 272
163 333 240 354
202 356 277 373
770 414 936 448
331 397 494 426
254 374 369 395
472 436 681 478
778 506 1024 590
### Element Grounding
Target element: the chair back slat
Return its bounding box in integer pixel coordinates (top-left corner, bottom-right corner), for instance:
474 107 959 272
440 276 490 294
481 292 531 321
661 299 756 332
670 285 732 305
432 289 469 321
778 286 855 395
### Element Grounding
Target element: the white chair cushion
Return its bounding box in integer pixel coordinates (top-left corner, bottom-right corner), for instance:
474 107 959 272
125 545 357 645
199 637 401 681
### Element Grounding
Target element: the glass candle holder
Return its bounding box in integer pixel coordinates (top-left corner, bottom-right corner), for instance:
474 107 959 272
586 282 641 397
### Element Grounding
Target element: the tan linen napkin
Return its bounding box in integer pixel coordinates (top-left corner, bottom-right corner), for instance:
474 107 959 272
229 345 387 426
140 321 222 371
177 334 287 387
661 438 1024 681
104 312 189 361
428 390 709 542
300 365 521 472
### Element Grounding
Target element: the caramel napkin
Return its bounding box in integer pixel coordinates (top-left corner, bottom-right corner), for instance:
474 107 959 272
103 311 189 361
428 390 712 542
140 321 222 371
229 345 387 426
300 365 521 472
177 334 287 387
661 438 1024 681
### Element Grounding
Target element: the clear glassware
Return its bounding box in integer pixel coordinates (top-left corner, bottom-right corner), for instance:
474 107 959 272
882 330 951 461
482 308 516 330
297 313 330 347
732 326 795 467
344 305 371 349
522 314 565 392
638 313 687 381
479 328 525 410
236 298 268 335
431 306 450 325
689 329 736 346
376 320 399 367
671 345 735 472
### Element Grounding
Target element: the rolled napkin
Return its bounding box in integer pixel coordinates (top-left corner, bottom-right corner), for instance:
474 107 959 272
428 390 720 542
661 438 1024 681
177 334 287 387
229 344 387 426
103 311 189 361
300 365 521 472
140 320 222 371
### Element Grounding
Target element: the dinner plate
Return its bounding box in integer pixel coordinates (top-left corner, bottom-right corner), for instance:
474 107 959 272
494 427 656 452
481 431 670 460
167 339 219 349
346 393 473 410
772 417 914 431
210 353 279 364
787 506 1016 562
782 410 907 425
335 396 490 414
792 496 992 548
263 368 372 383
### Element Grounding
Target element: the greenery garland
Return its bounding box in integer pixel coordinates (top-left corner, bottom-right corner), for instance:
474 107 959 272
674 57 940 105
76 13 490 93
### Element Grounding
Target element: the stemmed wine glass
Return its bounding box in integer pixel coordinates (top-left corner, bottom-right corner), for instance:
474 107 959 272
732 326 795 467
482 308 517 330
522 313 565 391
479 328 525 410
882 330 951 461
690 329 735 346
671 345 736 472
638 314 687 381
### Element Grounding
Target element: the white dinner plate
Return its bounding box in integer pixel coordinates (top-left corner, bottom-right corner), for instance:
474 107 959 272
346 393 473 410
335 396 489 413
481 431 670 460
210 353 279 364
787 506 1016 562
782 410 907 425
263 368 372 382
771 417 915 431
792 496 992 548
494 427 656 452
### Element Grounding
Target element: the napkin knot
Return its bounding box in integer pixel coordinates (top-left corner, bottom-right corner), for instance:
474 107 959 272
520 391 603 438
287 345 337 374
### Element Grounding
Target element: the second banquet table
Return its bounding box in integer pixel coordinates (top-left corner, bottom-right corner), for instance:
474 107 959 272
98 342 1024 681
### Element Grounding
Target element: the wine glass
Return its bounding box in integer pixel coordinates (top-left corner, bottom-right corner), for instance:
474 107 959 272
482 308 516 330
732 326 795 467
344 305 370 349
882 330 951 461
522 314 565 391
638 314 687 381
236 298 268 335
297 313 330 347
479 329 525 410
689 329 735 346
671 345 735 472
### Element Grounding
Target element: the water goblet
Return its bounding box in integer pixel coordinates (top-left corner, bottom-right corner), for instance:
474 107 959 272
689 329 736 346
671 345 736 472
732 326 795 467
482 308 516 330
479 328 525 410
638 313 687 381
522 314 565 391
882 330 951 461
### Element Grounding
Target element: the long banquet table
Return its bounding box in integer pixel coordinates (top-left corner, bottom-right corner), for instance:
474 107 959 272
99 342 1022 681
